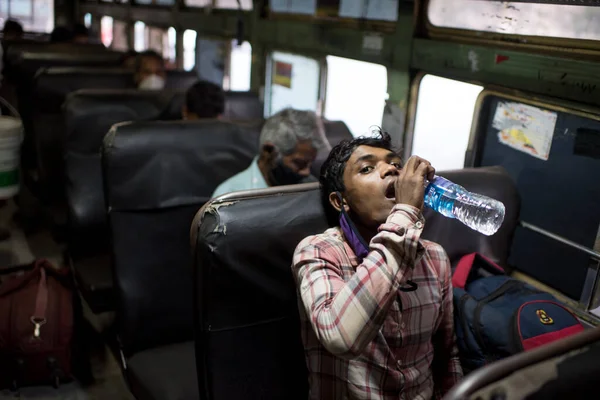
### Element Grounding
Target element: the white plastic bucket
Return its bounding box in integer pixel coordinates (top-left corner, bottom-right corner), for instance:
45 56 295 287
0 113 23 199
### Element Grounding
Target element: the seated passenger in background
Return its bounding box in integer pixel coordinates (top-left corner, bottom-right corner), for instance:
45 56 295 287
122 50 138 70
2 19 24 41
182 80 225 120
292 130 463 400
134 50 166 90
72 23 90 44
50 26 73 43
212 108 327 197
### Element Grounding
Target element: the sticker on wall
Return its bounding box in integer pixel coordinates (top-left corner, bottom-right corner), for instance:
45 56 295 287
492 101 558 161
272 61 293 88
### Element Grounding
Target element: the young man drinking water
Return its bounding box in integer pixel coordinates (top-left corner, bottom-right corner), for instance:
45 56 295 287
292 130 462 399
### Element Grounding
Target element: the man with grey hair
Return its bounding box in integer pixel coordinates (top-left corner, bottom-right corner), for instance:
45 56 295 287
212 107 329 197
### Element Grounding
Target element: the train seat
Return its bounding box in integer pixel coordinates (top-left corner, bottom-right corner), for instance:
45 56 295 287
190 166 520 399
65 90 187 313
29 67 134 204
222 91 264 120
444 327 600 400
164 70 199 90
102 120 259 400
421 166 520 269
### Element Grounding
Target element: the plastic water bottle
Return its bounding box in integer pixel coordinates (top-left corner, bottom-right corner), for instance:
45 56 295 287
424 176 505 236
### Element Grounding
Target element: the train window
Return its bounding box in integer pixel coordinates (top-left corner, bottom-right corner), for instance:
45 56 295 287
101 16 114 48
112 20 129 51
184 30 198 72
411 75 483 172
0 0 54 32
269 0 316 15
324 56 387 137
147 26 166 55
155 0 176 5
226 40 252 91
428 0 600 41
164 27 176 67
184 0 211 7
134 21 146 52
266 51 320 117
338 0 398 22
216 0 253 10
196 37 225 84
84 13 92 28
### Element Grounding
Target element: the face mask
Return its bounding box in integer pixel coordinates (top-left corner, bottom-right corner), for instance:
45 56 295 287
138 74 165 90
268 158 305 186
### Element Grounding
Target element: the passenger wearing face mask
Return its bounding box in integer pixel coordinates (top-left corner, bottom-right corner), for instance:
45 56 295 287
211 108 330 197
134 50 167 90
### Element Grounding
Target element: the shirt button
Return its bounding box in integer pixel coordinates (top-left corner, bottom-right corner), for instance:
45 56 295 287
415 221 423 229
396 360 402 369
401 322 406 329
397 227 406 236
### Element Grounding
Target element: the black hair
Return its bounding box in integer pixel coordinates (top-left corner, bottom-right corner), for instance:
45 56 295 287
73 23 89 37
134 50 164 74
3 19 23 36
50 26 73 43
185 80 225 119
319 129 396 227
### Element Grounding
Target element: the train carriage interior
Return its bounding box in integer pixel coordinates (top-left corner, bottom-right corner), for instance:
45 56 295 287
0 0 599 399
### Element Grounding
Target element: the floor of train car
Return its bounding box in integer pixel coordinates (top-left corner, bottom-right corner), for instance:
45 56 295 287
0 199 134 400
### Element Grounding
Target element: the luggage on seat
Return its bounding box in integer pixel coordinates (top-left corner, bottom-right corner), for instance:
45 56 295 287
452 253 584 373
0 260 74 390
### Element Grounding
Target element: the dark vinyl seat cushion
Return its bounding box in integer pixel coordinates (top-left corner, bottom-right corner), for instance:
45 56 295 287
30 67 134 203
444 327 600 400
64 90 187 313
70 253 114 313
165 70 199 90
191 166 520 399
222 91 263 120
103 120 260 400
127 341 198 400
193 184 325 400
422 166 521 269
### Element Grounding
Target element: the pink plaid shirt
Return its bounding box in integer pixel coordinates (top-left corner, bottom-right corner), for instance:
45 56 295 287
292 204 463 400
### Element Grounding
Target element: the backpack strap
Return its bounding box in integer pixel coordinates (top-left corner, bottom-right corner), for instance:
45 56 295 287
452 253 505 289
452 253 477 289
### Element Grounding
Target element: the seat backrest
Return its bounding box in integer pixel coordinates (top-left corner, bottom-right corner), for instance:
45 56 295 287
103 120 260 357
64 89 186 258
10 47 124 172
165 70 199 90
223 91 264 120
311 120 353 176
443 327 600 400
190 166 519 400
422 166 520 269
33 67 134 113
30 67 134 200
193 183 323 400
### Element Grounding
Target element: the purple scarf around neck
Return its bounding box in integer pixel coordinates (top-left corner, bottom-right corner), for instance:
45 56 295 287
339 209 369 262
337 195 418 292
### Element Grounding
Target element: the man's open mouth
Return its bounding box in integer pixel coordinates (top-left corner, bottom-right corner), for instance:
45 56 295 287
385 182 395 200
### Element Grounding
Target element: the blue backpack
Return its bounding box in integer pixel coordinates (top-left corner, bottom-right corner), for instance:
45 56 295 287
452 253 584 372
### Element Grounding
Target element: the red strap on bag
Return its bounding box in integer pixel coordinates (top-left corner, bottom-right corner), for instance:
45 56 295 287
452 253 505 289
